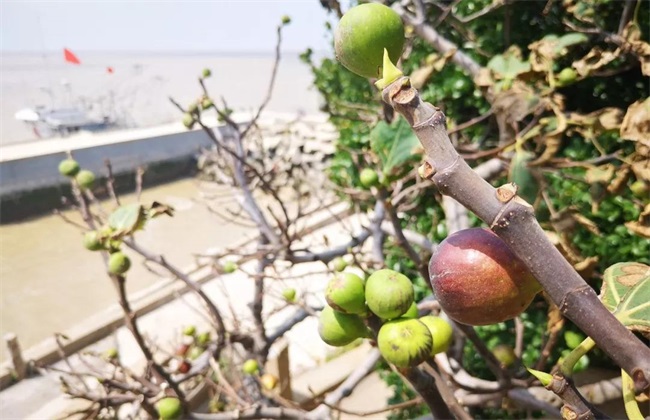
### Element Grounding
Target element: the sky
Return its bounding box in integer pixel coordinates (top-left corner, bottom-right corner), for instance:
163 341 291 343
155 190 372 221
1 1 349 54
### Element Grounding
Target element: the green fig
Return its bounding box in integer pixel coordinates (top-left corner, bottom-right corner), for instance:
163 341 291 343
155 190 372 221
557 68 578 86
359 168 379 188
419 316 453 355
401 302 419 319
202 68 211 78
183 325 196 336
201 97 214 110
492 344 517 367
188 346 203 360
281 15 291 25
242 359 259 375
196 332 211 347
334 3 405 79
75 170 96 190
108 251 131 275
365 269 414 320
377 318 432 368
83 231 103 251
58 159 80 177
182 113 195 129
156 397 183 420
325 272 366 315
331 257 348 272
260 373 278 390
223 261 238 274
282 288 296 302
318 305 368 347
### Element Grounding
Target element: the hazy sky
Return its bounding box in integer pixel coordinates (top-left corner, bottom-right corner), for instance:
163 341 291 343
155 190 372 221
1 1 348 53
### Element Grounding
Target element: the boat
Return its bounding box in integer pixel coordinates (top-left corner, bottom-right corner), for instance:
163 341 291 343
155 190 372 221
14 106 117 138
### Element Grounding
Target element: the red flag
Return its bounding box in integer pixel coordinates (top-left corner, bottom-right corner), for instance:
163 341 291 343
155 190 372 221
106 66 114 74
63 48 81 65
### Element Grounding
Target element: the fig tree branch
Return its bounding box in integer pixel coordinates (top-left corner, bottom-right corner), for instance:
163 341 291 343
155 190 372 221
307 348 382 419
381 77 650 391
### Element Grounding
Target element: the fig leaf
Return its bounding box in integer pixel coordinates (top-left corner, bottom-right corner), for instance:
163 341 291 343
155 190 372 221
600 262 650 334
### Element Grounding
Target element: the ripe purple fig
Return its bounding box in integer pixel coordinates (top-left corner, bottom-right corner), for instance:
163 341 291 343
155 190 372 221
325 272 366 315
365 269 414 320
429 228 541 326
377 318 432 368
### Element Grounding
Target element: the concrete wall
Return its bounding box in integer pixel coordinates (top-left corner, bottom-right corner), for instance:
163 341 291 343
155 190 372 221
0 128 215 197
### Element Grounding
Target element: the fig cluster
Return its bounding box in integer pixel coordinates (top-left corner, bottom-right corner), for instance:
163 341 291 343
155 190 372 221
318 269 453 368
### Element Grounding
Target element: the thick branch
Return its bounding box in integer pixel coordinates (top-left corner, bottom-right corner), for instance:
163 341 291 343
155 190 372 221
382 77 650 391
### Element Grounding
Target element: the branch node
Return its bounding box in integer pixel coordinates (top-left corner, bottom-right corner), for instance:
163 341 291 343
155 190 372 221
418 160 436 179
496 183 517 203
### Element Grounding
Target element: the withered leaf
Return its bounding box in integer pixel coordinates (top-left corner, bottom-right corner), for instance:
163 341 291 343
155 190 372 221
620 98 650 145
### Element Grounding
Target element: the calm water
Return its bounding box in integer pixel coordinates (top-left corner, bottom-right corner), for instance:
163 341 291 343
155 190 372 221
0 178 258 361
1 52 325 144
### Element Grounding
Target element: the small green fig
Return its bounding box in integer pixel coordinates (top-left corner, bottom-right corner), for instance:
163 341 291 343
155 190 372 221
331 257 348 272
108 251 131 275
188 346 203 360
223 261 238 274
282 288 296 302
630 180 648 198
187 102 200 115
58 159 80 177
196 332 211 347
242 359 259 375
75 170 96 190
377 318 432 368
365 269 414 320
318 305 368 347
334 3 405 79
201 97 214 110
325 272 366 315
359 168 379 188
103 347 118 361
156 397 183 420
281 15 291 25
202 68 212 78
260 373 278 390
182 113 195 129
429 228 541 326
419 316 453 355
183 325 196 336
557 68 578 86
401 302 419 319
492 344 517 367
83 231 103 251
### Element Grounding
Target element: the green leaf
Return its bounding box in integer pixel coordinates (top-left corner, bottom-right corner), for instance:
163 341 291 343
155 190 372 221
108 204 145 236
369 117 421 175
555 33 589 53
508 149 539 205
487 54 531 79
600 262 650 334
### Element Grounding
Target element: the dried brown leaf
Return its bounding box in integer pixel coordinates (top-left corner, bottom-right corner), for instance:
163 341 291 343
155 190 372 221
625 204 650 239
572 47 620 77
620 98 650 145
607 165 631 194
574 256 599 280
631 160 650 182
585 164 614 184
